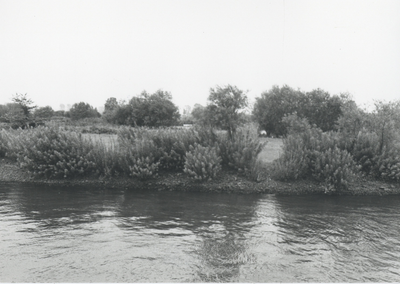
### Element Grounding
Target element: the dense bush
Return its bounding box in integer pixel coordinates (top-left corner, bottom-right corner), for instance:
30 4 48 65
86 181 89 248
104 91 180 127
0 123 265 184
119 138 161 177
350 131 380 174
371 145 400 182
0 128 33 160
217 125 266 174
15 127 97 178
69 102 100 121
271 135 309 180
312 147 357 192
0 130 8 157
88 139 122 178
128 155 160 180
272 117 359 191
33 106 55 121
117 126 219 171
253 85 348 136
184 143 221 181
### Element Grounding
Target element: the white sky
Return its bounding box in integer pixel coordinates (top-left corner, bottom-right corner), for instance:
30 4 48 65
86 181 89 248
1 0 399 112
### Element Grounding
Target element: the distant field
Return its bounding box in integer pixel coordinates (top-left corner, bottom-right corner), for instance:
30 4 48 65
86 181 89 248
82 133 283 164
82 133 118 149
257 138 283 164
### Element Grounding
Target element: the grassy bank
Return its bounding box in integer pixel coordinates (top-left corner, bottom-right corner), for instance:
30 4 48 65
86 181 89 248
1 125 399 195
0 124 263 182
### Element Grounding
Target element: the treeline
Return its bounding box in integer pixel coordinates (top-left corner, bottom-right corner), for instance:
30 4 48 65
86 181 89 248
0 94 101 129
1 85 400 193
0 85 398 141
252 85 349 136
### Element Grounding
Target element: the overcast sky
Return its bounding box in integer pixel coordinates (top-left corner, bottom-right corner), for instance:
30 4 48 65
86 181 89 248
1 0 399 112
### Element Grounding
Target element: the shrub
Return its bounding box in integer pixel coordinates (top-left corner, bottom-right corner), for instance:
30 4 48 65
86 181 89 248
0 128 33 160
184 143 221 181
69 102 100 121
117 126 219 172
16 127 97 178
272 116 360 191
128 155 160 180
119 138 161 177
371 145 400 182
87 139 122 178
217 125 266 175
0 130 8 157
351 131 380 174
271 135 309 180
312 147 358 192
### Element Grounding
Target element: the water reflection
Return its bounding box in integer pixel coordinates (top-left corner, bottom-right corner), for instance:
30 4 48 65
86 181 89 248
273 195 400 282
1 183 400 282
116 190 260 282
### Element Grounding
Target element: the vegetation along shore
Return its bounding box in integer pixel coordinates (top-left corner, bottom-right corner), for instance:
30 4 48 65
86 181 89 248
1 85 400 195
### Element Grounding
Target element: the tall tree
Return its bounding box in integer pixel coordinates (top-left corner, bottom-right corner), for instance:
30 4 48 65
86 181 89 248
253 85 348 136
103 97 120 123
0 103 26 127
191 104 209 126
252 85 300 136
127 90 180 127
206 85 248 138
12 93 36 117
69 102 100 120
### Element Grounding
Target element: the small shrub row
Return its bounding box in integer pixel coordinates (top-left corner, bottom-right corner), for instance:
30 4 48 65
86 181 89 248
218 125 266 174
0 125 265 182
273 114 400 191
272 116 360 192
184 143 221 180
11 127 98 178
343 131 400 182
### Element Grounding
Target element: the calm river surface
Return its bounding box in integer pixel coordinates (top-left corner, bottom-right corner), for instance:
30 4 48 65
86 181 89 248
1 183 399 282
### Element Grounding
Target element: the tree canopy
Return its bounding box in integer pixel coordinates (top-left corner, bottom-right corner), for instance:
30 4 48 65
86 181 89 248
12 93 36 117
68 102 100 120
205 85 248 138
128 90 180 127
252 85 348 136
34 106 55 120
102 90 180 127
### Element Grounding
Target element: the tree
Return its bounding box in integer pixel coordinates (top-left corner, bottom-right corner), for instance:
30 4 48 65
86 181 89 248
102 97 120 123
253 85 348 136
34 106 55 120
252 85 300 136
69 102 100 120
191 104 208 126
206 85 248 138
336 95 370 139
127 90 180 127
0 103 26 128
12 93 36 118
298 89 344 132
180 105 193 124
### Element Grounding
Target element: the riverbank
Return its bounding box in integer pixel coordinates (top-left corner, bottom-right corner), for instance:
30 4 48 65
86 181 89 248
1 157 399 195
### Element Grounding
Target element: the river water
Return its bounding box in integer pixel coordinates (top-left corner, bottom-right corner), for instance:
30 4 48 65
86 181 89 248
1 183 399 282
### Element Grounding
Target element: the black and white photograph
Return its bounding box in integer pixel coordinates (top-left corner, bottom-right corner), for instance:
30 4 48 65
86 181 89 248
0 0 399 282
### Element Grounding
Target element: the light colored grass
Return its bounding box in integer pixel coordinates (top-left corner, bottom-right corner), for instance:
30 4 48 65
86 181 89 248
83 133 283 166
257 138 283 164
82 133 118 149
